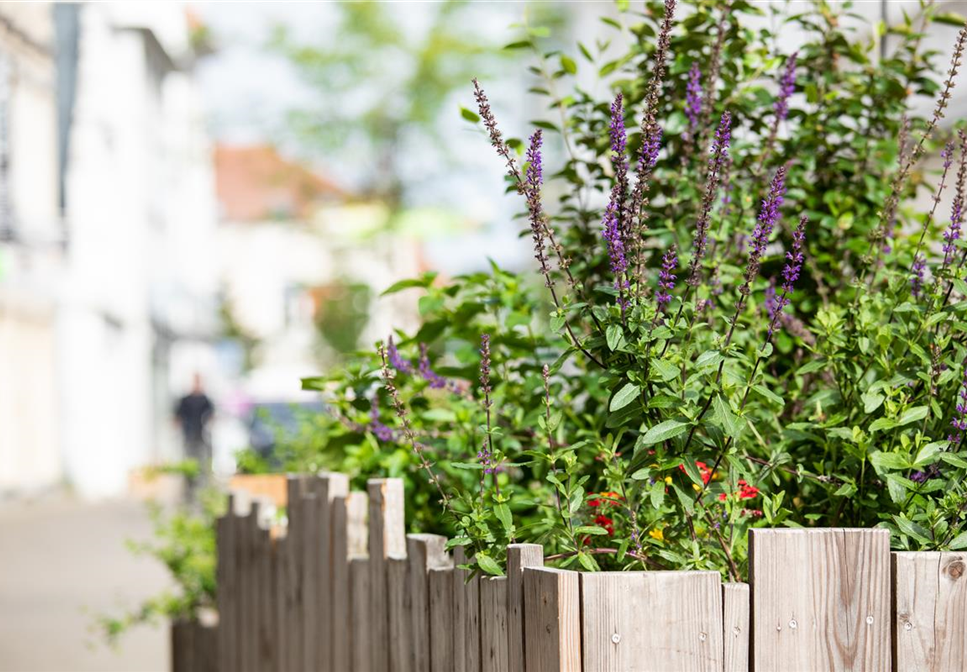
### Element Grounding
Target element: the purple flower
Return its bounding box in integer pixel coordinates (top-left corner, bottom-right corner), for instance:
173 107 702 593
774 52 798 122
387 336 413 374
685 63 702 135
943 141 955 170
767 215 807 337
639 125 663 171
526 130 543 193
657 245 677 308
369 398 395 442
911 254 927 299
910 464 941 484
742 166 787 296
418 343 449 390
477 442 496 474
687 111 732 286
479 333 492 400
950 367 967 443
602 202 630 306
610 92 628 172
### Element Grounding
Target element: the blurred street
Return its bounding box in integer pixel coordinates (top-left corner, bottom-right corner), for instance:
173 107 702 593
0 495 171 672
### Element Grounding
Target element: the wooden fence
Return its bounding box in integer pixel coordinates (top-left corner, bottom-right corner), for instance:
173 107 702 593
173 473 967 672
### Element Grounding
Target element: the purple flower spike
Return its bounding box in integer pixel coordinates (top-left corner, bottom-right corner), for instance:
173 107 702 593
610 92 628 170
685 63 702 135
774 52 798 122
742 166 788 296
640 125 663 170
602 202 630 306
942 141 956 170
526 130 543 192
950 367 967 444
369 398 395 442
911 254 927 299
767 215 807 337
418 343 449 390
656 245 677 308
387 336 413 374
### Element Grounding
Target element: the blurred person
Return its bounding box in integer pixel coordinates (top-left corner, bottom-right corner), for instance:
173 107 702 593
174 374 214 503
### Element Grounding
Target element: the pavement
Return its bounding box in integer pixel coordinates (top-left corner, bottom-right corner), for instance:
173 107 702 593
0 494 173 672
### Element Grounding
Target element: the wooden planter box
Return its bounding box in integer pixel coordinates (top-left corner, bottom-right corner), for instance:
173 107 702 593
172 474 967 672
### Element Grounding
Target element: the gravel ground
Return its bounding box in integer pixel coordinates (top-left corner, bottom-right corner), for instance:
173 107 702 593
0 494 172 672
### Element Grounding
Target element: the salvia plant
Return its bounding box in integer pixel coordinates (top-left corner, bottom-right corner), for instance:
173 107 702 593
260 0 967 581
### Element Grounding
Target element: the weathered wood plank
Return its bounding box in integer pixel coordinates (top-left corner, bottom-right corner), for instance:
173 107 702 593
581 571 722 672
240 500 259 672
893 551 967 672
256 525 276 672
722 582 749 672
522 567 580 672
407 534 450 672
452 547 481 672
506 544 543 672
388 556 413 672
749 528 891 672
369 479 406 672
273 535 287 672
318 473 349 672
301 489 321 671
333 490 368 672
351 556 371 672
216 504 237 672
429 566 455 672
285 476 305 671
171 619 192 672
480 576 510 672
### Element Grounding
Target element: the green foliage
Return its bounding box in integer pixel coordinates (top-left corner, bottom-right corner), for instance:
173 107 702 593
95 488 225 646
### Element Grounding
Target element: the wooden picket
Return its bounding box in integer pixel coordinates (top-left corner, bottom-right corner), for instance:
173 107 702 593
177 476 967 672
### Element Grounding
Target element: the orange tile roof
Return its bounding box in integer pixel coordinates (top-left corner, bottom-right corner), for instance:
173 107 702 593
214 144 344 222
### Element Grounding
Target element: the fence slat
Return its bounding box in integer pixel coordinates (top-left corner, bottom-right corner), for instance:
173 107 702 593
893 551 967 671
722 582 749 672
171 619 192 672
749 528 891 672
388 556 413 672
407 534 449 672
369 479 406 672
481 576 510 672
430 566 455 672
581 571 722 672
351 556 371 672
319 473 349 672
273 535 287 672
334 490 368 672
216 503 237 672
506 544 543 672
285 476 306 670
256 525 276 672
301 489 321 671
241 501 259 672
453 547 481 672
522 567 580 672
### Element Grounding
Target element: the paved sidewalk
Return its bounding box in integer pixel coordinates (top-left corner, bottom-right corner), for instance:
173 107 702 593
0 495 172 672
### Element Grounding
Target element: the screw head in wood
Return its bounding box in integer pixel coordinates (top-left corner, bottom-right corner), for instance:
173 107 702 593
866 615 874 626
789 620 797 630
611 633 621 644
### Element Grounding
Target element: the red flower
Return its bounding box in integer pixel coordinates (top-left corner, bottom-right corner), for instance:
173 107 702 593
738 480 759 499
594 513 615 536
587 491 623 508
678 461 713 484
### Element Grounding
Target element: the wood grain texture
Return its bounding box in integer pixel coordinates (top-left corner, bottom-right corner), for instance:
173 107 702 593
453 546 480 672
240 501 259 672
388 556 413 672
522 567 580 672
318 473 349 672
285 477 305 671
429 566 456 672
580 571 723 672
407 534 450 672
722 582 749 672
453 547 481 672
351 557 371 672
506 544 543 672
893 551 967 671
333 490 367 672
749 528 891 672
256 526 276 672
273 536 287 672
369 479 406 672
480 576 510 672
301 490 321 671
215 508 237 672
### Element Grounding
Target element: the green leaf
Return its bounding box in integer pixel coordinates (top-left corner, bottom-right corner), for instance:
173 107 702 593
577 552 599 572
949 531 967 550
549 313 566 333
560 55 577 74
476 554 505 576
609 383 640 412
797 360 827 375
870 451 910 471
650 358 679 382
451 462 485 471
713 395 742 438
650 481 665 509
753 385 785 407
459 106 480 123
913 441 946 468
894 517 932 545
897 406 928 427
695 350 723 371
606 324 623 351
862 391 884 414
574 525 609 536
640 419 690 446
869 417 897 433
381 272 438 296
494 504 513 533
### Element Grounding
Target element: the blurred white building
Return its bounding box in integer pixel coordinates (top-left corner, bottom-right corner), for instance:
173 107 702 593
0 4 219 499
